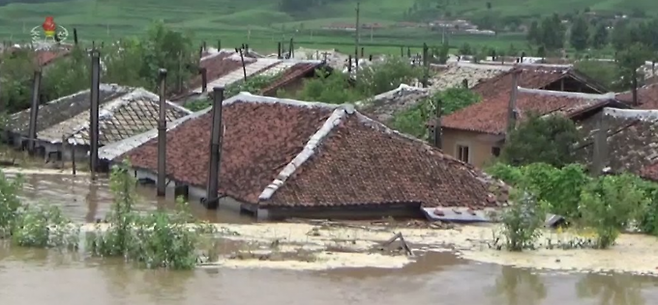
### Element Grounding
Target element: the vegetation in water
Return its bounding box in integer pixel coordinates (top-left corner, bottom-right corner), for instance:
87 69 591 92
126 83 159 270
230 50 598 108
487 162 658 249
0 162 216 270
87 161 217 269
491 190 547 252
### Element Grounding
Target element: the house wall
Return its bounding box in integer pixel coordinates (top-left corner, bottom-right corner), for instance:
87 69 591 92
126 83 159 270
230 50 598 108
442 128 503 168
9 133 89 162
257 203 423 221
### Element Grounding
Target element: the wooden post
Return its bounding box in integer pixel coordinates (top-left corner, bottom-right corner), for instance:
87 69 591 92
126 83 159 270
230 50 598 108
348 55 352 73
289 38 294 58
177 52 182 93
27 70 42 155
354 1 360 74
71 145 76 175
505 70 520 142
277 42 282 59
591 111 609 177
217 39 221 50
156 69 167 197
73 28 78 45
204 87 224 210
422 43 429 88
238 47 247 82
89 50 101 180
432 99 442 148
200 68 208 93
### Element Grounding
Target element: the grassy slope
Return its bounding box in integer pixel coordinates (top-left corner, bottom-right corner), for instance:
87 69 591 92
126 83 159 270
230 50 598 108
0 0 653 54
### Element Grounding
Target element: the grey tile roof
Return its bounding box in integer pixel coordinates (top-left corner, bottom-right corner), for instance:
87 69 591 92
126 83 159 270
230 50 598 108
575 108 658 176
67 88 193 146
9 84 130 139
356 84 430 122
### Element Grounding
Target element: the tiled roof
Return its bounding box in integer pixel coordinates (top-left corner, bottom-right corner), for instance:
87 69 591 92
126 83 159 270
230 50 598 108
67 88 193 145
9 84 130 139
615 83 658 109
575 108 658 180
441 88 616 134
259 62 323 96
121 93 507 209
187 52 249 91
356 84 430 122
8 84 192 145
470 65 572 98
429 62 510 92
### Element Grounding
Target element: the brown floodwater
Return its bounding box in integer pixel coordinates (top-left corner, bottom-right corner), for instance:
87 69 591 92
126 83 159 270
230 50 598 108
2 172 658 305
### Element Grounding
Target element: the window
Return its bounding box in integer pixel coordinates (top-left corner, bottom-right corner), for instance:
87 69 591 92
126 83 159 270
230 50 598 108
491 146 501 157
456 145 470 163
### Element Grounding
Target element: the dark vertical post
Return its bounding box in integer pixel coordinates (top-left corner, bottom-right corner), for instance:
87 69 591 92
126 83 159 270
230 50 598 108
400 46 403 57
360 47 364 57
432 99 442 149
177 52 182 93
632 70 639 105
89 50 101 180
156 69 167 197
354 1 360 74
217 39 221 50
369 54 373 61
277 42 282 59
505 70 520 142
205 87 224 210
200 68 208 93
71 145 76 175
238 47 247 81
73 28 78 45
27 70 42 155
407 46 411 57
422 43 429 88
203 41 207 53
289 38 294 58
348 55 352 73
198 45 203 61
591 111 609 177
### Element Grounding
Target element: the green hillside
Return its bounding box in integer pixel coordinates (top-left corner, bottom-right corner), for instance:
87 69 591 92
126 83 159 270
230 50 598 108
0 0 654 54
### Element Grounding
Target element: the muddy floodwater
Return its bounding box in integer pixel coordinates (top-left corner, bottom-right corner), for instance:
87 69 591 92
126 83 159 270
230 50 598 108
2 171 658 304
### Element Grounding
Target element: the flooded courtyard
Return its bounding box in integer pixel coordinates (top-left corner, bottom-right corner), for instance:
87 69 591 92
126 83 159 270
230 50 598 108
2 170 658 304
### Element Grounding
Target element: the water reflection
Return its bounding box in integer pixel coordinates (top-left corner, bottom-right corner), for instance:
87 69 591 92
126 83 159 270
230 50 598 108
100 261 195 303
492 266 547 305
86 182 99 222
576 273 650 305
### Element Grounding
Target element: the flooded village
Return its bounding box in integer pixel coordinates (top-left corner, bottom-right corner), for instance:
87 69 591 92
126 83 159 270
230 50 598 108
4 31 658 304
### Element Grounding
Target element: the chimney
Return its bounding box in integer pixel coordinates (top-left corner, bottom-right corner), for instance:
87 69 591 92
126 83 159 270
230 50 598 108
505 70 520 142
199 68 207 93
204 87 224 210
73 28 78 45
89 50 101 180
591 111 609 177
156 69 167 197
432 99 442 149
26 69 42 155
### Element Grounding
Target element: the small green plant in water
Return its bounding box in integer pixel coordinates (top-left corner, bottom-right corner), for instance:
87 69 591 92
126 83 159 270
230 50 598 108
12 203 79 249
494 190 547 251
87 160 216 269
0 171 23 237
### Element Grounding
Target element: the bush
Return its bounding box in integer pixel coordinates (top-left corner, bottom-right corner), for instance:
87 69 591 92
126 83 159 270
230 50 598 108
495 190 547 251
12 203 79 249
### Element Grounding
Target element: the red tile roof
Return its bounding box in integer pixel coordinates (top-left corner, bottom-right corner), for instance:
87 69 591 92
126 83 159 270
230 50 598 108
615 83 658 109
441 89 615 134
259 62 321 96
471 65 571 97
640 162 658 181
122 94 507 209
188 52 248 90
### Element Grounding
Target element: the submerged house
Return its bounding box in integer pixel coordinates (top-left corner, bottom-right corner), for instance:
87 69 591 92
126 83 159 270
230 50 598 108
7 84 192 162
437 88 624 167
102 92 508 220
356 84 430 123
575 108 658 180
174 49 326 104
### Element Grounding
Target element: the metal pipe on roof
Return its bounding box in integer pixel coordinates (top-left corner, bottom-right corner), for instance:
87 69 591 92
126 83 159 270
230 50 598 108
26 69 42 156
238 47 247 82
89 50 101 180
157 68 167 197
204 87 224 210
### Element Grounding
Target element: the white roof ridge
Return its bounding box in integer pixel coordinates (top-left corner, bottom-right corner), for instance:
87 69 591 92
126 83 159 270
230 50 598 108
517 87 615 100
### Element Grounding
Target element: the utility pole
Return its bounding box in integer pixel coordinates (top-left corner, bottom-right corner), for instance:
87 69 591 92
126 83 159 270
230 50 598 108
354 1 360 80
156 69 167 197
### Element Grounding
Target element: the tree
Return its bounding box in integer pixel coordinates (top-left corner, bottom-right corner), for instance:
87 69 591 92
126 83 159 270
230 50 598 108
591 23 608 49
540 14 565 50
569 15 589 51
526 20 541 44
458 43 473 55
355 57 422 96
610 21 630 51
0 50 37 113
500 113 579 168
390 87 481 139
616 43 651 104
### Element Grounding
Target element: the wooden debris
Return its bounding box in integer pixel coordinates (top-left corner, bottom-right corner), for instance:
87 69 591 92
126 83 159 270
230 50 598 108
381 232 413 256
